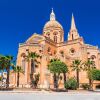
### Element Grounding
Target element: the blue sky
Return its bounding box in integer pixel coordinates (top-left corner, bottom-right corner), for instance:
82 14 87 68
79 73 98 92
0 0 100 58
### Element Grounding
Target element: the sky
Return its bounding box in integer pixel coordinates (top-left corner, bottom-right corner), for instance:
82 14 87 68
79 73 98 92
0 0 100 59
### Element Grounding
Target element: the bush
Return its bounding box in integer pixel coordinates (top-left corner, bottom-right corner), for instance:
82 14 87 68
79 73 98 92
81 84 90 90
64 77 78 90
96 85 100 89
0 77 2 81
90 69 100 81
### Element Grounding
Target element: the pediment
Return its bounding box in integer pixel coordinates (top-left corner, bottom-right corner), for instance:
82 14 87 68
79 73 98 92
26 33 45 43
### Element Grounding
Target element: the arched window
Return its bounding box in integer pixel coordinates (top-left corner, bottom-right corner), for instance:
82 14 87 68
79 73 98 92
54 35 57 43
47 47 51 52
91 55 96 60
60 33 62 41
87 52 90 55
22 59 25 72
72 34 74 40
21 53 26 72
53 32 58 43
54 50 57 55
21 53 26 57
60 50 64 57
47 32 50 39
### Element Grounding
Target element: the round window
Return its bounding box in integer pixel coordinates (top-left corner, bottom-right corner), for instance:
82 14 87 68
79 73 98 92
70 48 75 55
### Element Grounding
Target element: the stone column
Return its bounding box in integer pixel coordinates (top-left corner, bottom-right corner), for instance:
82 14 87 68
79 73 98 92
43 69 50 89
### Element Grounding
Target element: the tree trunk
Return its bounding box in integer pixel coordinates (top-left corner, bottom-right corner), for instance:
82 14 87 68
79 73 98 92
30 59 35 87
76 69 79 88
53 73 57 89
6 67 10 88
63 73 66 84
56 74 59 89
89 78 92 90
63 73 68 91
88 67 92 90
17 72 19 87
27 61 30 83
30 59 34 87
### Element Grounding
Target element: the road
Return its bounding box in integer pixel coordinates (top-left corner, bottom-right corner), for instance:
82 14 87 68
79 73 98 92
0 92 100 100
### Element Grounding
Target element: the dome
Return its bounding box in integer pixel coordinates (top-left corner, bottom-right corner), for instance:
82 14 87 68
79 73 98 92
43 9 64 43
43 8 63 30
44 20 63 29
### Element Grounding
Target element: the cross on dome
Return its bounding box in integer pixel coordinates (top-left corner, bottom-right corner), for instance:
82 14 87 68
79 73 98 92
50 8 56 21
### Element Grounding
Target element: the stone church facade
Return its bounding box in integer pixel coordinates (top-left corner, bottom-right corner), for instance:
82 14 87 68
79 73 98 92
12 9 100 88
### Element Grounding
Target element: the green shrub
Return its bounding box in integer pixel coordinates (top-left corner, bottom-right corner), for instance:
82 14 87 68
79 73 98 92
64 77 78 90
0 77 2 81
90 69 100 81
81 84 90 90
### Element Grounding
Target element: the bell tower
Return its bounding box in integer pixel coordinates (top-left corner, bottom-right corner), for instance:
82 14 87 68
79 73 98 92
68 14 80 41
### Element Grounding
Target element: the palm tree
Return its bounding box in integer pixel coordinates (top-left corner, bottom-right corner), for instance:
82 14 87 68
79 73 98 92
5 55 14 88
0 55 14 88
48 59 68 89
63 67 68 85
83 59 95 90
0 55 6 71
49 59 59 89
25 52 40 86
0 55 7 86
13 66 24 87
71 59 82 88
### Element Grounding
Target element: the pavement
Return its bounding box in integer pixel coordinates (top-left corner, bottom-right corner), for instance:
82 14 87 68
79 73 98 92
0 89 99 93
0 91 100 100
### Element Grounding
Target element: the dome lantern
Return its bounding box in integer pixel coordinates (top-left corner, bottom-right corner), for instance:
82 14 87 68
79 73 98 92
43 8 63 29
50 8 56 21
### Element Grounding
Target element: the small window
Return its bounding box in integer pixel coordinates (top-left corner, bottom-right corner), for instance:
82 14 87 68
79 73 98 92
60 50 64 57
54 50 57 55
70 48 75 53
87 52 90 55
88 58 90 60
47 47 51 52
72 34 74 40
53 32 58 35
26 49 29 52
39 50 42 53
47 33 50 38
60 50 64 55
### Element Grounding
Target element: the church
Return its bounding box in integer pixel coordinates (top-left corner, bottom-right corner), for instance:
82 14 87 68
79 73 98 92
12 9 100 88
